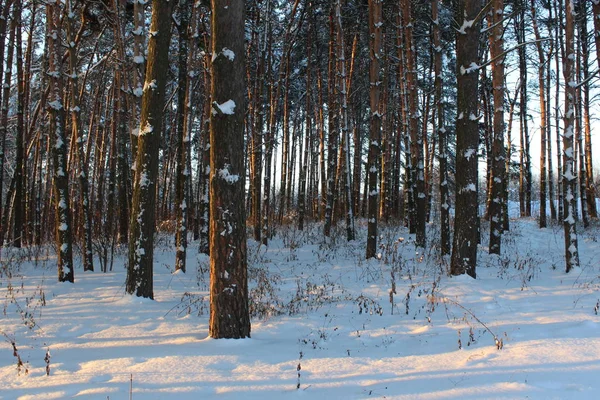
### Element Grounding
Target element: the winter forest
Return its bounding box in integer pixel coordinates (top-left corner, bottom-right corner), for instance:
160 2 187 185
2 0 600 398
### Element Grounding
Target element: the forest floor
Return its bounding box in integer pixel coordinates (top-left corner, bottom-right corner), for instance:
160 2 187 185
1 216 600 399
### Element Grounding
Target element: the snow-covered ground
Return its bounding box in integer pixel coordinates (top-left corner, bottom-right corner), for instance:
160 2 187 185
1 218 600 399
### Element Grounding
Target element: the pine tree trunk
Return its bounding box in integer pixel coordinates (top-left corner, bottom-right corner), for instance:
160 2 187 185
450 0 481 278
127 0 174 298
263 1 275 246
324 3 338 237
402 0 425 247
366 0 382 259
13 2 24 247
209 0 250 339
64 0 93 270
574 4 588 228
335 0 355 241
546 5 557 221
488 0 505 254
579 3 596 219
198 34 212 255
515 9 531 218
531 1 547 229
175 0 192 272
555 0 564 222
562 0 580 273
48 1 74 283
432 0 449 255
0 7 15 244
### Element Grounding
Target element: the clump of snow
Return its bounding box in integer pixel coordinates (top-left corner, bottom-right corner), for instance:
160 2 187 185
221 48 235 61
218 165 239 184
219 100 236 115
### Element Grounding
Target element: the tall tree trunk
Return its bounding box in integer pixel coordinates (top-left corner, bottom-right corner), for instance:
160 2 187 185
335 0 355 241
432 0 449 255
0 4 15 244
516 8 531 217
450 0 481 278
574 2 588 228
48 0 74 282
65 0 93 271
546 3 557 221
488 0 505 254
531 1 547 229
175 0 192 272
555 0 564 222
209 0 250 339
401 0 425 248
126 0 174 298
593 1 600 73
263 0 276 245
13 1 24 247
198 29 212 255
366 0 382 259
562 0 580 273
579 3 596 220
324 3 338 237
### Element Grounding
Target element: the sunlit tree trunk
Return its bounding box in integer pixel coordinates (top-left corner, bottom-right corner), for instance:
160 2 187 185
127 0 174 298
65 0 93 271
562 0 580 273
209 0 250 339
578 3 596 220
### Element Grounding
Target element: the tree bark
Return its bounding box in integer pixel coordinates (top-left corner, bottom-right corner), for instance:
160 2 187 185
432 0 449 255
401 0 426 248
66 0 93 271
488 0 505 253
366 0 382 259
531 1 547 229
335 0 355 241
175 0 193 272
209 0 250 339
127 0 174 298
48 0 74 283
324 3 338 237
13 1 24 247
0 3 15 244
562 0 580 273
450 0 482 278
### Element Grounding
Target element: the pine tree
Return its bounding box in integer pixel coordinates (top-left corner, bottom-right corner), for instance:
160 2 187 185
450 0 482 278
209 0 251 339
127 0 174 298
